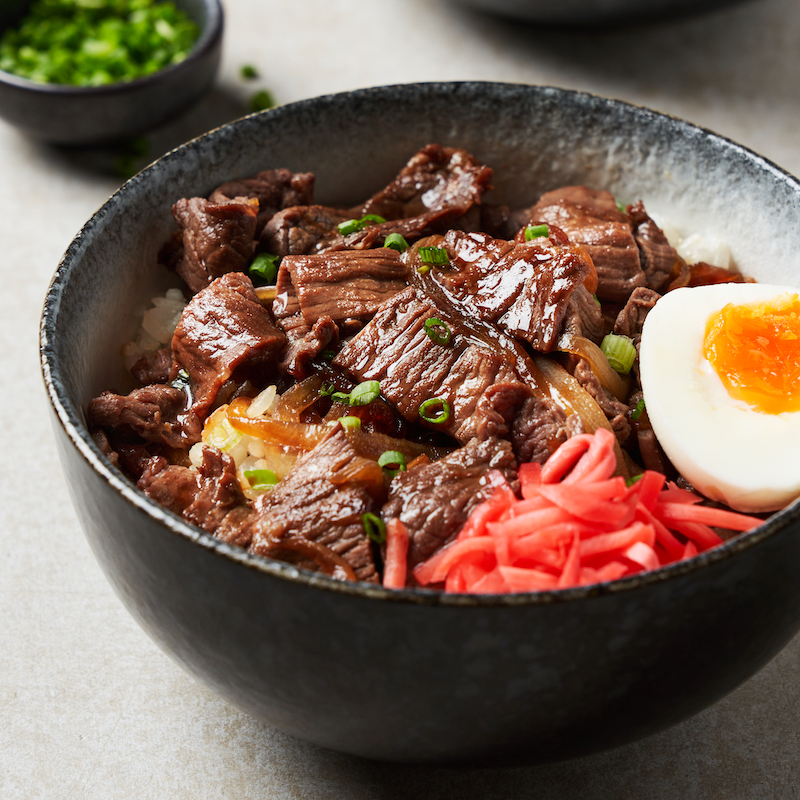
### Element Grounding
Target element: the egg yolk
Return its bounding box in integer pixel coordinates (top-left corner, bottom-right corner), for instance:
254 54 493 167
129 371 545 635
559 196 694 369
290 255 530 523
704 293 800 414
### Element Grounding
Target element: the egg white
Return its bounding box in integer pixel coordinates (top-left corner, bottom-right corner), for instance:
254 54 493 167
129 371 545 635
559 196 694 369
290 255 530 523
639 282 800 513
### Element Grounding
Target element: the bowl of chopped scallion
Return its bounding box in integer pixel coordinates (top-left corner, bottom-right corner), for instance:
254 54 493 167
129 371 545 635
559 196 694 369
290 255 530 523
0 0 223 145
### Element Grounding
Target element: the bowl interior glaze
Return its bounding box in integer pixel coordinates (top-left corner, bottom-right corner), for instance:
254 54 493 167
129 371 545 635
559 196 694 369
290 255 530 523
41 82 800 765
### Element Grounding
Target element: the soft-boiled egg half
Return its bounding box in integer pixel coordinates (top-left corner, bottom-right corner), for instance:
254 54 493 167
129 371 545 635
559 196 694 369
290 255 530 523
639 282 800 513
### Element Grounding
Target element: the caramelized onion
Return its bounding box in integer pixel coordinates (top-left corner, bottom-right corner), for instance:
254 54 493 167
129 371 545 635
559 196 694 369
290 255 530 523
532 354 629 478
557 332 630 401
272 375 325 423
226 397 327 450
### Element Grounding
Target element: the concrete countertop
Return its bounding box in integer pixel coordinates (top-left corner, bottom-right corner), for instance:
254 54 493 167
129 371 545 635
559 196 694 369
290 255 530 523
2 0 798 797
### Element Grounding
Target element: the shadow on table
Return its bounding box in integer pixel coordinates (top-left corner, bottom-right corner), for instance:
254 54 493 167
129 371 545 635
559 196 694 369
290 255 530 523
448 0 796 125
249 631 799 800
33 85 251 185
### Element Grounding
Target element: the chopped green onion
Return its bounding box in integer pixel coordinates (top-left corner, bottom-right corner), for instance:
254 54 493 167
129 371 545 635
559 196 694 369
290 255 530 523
362 512 386 544
319 383 335 397
349 380 381 406
378 450 407 478
320 349 337 362
170 368 190 390
339 416 362 431
248 252 280 285
331 391 351 404
418 246 449 265
416 264 430 275
601 333 637 375
244 468 279 490
524 224 549 241
337 214 387 236
383 233 409 252
0 0 200 87
631 397 646 421
616 199 627 214
240 64 258 79
424 317 452 346
625 473 644 488
592 294 601 308
419 397 451 424
250 90 275 112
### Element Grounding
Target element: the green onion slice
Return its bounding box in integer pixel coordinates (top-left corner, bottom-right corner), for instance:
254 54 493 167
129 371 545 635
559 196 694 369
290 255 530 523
319 383 335 397
331 391 351 404
337 214 387 236
631 397 646 421
416 264 430 275
419 397 451 424
625 473 644 488
418 246 450 265
600 333 637 375
524 224 549 241
244 468 279 489
170 368 190 388
320 349 337 362
248 252 280 285
592 294 601 308
378 450 407 478
383 233 409 252
362 512 387 544
424 317 452 346
349 380 381 406
339 416 362 431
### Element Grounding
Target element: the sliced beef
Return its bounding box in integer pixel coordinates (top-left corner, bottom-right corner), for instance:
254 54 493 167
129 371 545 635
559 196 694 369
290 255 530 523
527 186 646 303
279 248 408 330
627 201 681 293
170 272 286 418
169 196 259 294
247 426 382 582
260 204 350 257
573 358 631 445
333 287 530 444
280 315 339 379
382 437 517 568
613 286 660 342
613 286 661 383
560 284 605 344
138 446 244 533
356 143 493 225
511 394 573 464
131 346 173 385
209 168 315 235
431 229 595 352
87 384 201 449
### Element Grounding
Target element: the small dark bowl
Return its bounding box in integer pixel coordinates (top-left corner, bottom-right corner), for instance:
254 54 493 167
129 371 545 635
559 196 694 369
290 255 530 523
40 82 800 765
449 0 750 25
0 0 222 145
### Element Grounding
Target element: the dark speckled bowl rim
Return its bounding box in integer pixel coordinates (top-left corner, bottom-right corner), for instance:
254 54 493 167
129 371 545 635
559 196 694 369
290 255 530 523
0 0 223 95
40 81 800 608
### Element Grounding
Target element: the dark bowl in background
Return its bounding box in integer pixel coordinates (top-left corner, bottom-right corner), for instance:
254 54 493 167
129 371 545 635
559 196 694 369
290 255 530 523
40 82 800 765
449 0 751 25
0 0 223 145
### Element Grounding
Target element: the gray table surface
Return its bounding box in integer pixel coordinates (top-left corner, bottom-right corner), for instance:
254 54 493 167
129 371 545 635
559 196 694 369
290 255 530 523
3 0 799 797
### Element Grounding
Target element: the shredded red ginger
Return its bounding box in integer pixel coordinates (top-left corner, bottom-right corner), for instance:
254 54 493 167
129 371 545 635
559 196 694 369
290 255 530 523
383 427 763 594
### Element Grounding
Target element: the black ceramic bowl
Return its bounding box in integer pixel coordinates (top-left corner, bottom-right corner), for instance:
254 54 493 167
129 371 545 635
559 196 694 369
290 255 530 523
449 0 750 25
0 0 222 145
40 82 800 766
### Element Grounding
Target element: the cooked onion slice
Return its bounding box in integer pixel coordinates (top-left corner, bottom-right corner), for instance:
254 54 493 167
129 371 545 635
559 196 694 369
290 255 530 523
558 332 630 402
532 354 629 478
226 398 328 451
